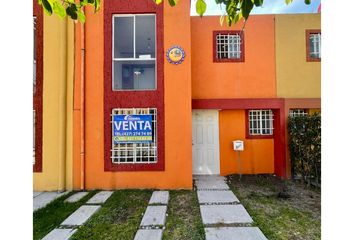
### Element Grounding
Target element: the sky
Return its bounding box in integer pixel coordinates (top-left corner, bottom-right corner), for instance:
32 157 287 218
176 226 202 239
190 0 321 16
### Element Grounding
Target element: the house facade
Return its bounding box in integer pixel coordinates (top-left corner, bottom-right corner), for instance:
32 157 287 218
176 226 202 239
33 0 320 191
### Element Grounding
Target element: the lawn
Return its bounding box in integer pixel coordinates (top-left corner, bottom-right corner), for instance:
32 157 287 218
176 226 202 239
33 191 98 240
163 190 205 240
70 190 152 240
227 174 321 240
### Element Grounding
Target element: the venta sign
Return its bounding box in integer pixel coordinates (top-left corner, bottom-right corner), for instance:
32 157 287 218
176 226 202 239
113 114 153 143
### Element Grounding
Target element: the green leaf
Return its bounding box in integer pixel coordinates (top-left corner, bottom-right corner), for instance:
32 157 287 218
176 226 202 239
285 0 293 5
94 0 101 12
253 0 263 7
53 1 66 18
41 0 53 15
196 0 207 16
77 9 86 23
241 0 254 20
168 0 177 7
154 0 163 4
80 0 89 6
304 0 311 5
66 4 78 20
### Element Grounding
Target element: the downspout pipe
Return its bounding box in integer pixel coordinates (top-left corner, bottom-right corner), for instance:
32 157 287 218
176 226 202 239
80 7 86 190
58 17 68 191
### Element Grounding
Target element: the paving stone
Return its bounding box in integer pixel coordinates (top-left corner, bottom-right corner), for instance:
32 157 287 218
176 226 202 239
194 175 226 181
65 192 89 203
140 206 167 226
198 190 239 204
33 192 42 198
195 180 229 190
86 191 113 204
33 191 70 212
42 228 77 240
61 205 101 226
200 205 253 224
134 229 163 240
149 191 169 205
205 227 267 240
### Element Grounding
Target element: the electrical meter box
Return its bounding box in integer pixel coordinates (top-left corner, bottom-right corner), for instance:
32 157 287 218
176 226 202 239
233 140 244 151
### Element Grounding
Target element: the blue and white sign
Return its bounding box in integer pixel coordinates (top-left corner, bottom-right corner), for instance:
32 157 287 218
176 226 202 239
113 114 153 143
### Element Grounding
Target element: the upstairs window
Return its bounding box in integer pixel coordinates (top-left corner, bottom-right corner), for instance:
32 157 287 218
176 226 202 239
306 30 321 62
213 31 244 62
112 14 156 90
289 109 308 117
247 110 274 137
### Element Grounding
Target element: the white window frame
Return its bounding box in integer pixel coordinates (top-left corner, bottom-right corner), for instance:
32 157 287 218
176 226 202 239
309 33 321 59
216 33 242 59
289 109 308 117
111 108 158 164
248 110 274 136
112 14 157 91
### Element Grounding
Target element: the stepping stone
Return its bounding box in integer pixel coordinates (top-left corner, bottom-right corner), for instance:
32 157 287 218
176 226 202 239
198 190 239 204
61 205 101 226
134 229 163 240
200 205 253 224
86 191 113 204
194 175 226 181
33 191 70 212
42 228 77 240
65 192 89 203
195 180 229 190
205 227 267 240
140 205 167 227
33 192 42 198
149 191 169 205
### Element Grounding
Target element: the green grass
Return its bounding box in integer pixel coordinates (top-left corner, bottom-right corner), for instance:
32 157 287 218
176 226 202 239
227 175 321 240
33 191 98 240
163 190 205 240
70 190 152 240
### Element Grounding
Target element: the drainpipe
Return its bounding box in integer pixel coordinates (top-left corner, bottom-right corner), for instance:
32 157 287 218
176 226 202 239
80 7 86 190
58 17 68 191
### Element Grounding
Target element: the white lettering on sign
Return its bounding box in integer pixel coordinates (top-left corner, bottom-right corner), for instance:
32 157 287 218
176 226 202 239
114 120 152 131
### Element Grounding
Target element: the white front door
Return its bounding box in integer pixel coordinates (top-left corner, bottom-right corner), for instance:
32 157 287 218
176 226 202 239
192 110 220 175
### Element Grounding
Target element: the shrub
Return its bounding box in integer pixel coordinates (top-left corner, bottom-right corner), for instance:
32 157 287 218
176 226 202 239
288 113 321 185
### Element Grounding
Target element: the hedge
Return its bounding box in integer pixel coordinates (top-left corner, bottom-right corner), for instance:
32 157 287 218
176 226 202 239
288 113 321 185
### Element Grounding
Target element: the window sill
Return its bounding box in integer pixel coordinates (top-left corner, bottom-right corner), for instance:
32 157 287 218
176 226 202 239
246 134 274 139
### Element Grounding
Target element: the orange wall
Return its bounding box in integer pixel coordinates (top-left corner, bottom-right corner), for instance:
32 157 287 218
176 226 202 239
191 15 276 99
219 110 274 176
78 0 192 190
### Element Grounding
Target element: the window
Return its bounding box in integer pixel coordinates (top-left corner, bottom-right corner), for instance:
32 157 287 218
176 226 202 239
213 31 244 62
289 109 308 117
306 30 321 61
247 110 274 137
112 14 156 90
111 108 157 164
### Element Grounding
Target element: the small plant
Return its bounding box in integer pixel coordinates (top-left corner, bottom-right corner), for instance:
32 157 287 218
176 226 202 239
288 113 321 185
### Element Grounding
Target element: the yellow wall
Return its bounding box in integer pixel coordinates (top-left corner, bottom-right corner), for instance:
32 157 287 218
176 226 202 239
275 14 321 98
33 15 74 191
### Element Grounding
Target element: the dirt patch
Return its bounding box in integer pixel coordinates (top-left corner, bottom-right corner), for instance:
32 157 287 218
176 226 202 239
227 174 321 240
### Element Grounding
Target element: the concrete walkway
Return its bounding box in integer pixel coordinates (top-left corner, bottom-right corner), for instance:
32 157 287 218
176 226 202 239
134 191 169 240
33 191 70 212
194 175 268 240
42 191 113 240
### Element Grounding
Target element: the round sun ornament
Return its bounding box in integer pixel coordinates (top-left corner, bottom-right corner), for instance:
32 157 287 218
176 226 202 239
166 46 185 65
